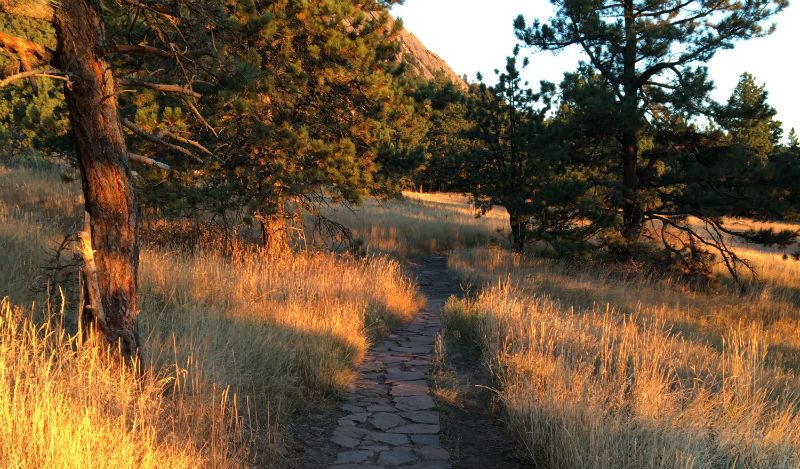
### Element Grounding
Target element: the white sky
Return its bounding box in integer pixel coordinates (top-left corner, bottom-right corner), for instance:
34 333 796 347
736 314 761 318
390 0 800 136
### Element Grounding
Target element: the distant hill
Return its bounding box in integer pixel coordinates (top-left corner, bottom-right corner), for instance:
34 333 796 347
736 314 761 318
389 15 468 91
362 12 468 91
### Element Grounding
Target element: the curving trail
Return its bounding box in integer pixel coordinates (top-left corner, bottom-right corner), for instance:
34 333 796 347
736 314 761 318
322 255 460 469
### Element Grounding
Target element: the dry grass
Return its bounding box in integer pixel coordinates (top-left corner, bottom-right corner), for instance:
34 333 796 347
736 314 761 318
0 297 247 469
0 163 422 468
317 191 508 259
448 247 800 468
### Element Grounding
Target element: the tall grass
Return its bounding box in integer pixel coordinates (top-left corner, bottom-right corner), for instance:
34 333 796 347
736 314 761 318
0 163 422 467
0 296 248 468
318 191 508 259
448 247 800 468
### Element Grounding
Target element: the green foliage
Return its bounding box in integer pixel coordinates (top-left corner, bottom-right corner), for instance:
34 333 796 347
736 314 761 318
715 73 783 161
510 0 794 282
135 0 431 237
0 13 70 163
411 73 473 192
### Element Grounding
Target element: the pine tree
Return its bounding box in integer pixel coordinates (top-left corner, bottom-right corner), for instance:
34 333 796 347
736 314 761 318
516 0 787 242
716 72 782 162
151 0 423 253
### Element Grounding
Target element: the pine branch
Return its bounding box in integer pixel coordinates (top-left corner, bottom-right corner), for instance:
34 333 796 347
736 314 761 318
0 69 71 87
128 152 170 170
155 128 212 156
121 118 203 163
116 77 201 99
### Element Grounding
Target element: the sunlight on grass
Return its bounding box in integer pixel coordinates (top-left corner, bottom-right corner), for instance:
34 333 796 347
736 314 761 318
0 164 423 468
318 191 508 259
448 247 800 468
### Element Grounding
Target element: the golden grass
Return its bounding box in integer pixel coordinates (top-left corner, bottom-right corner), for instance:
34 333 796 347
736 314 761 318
448 247 800 468
0 163 422 468
0 296 248 469
317 190 508 259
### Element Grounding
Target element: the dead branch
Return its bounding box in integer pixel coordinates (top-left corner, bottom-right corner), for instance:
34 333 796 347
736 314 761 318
181 96 217 136
0 29 52 90
100 43 215 59
129 152 170 170
99 44 175 58
118 0 182 21
0 31 50 61
0 0 54 22
0 69 71 87
121 118 203 163
116 77 201 99
156 128 212 155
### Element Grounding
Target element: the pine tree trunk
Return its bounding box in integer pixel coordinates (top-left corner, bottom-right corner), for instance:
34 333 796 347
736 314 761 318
260 212 290 256
620 0 644 243
621 132 643 241
509 212 529 253
53 0 140 360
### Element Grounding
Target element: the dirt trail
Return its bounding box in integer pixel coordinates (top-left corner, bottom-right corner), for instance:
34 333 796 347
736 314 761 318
299 255 524 469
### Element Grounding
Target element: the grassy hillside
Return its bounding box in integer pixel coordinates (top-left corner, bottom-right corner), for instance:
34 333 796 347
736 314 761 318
0 163 422 468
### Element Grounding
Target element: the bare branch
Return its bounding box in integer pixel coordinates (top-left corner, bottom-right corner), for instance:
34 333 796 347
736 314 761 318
118 0 182 21
156 128 212 156
0 0 54 22
181 96 218 137
116 77 201 99
128 152 170 170
121 118 203 163
99 44 175 58
99 43 215 59
0 69 71 87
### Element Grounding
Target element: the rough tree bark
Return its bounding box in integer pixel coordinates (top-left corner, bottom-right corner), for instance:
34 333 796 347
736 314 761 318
52 0 141 360
260 212 290 256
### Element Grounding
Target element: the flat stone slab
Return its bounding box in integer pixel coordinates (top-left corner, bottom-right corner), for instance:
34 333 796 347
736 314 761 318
395 395 436 411
387 424 441 434
335 450 373 464
416 446 450 460
365 431 410 446
390 380 430 397
377 448 418 466
370 412 406 431
401 411 440 424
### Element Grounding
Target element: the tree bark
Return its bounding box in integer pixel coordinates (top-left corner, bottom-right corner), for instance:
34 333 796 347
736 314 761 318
509 212 529 254
260 212 290 256
620 0 643 243
621 131 643 241
52 0 140 360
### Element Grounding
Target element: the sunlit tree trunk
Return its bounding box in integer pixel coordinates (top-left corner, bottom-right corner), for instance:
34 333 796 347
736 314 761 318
53 0 140 360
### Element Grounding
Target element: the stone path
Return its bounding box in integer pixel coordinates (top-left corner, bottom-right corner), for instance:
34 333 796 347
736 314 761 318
326 255 460 469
